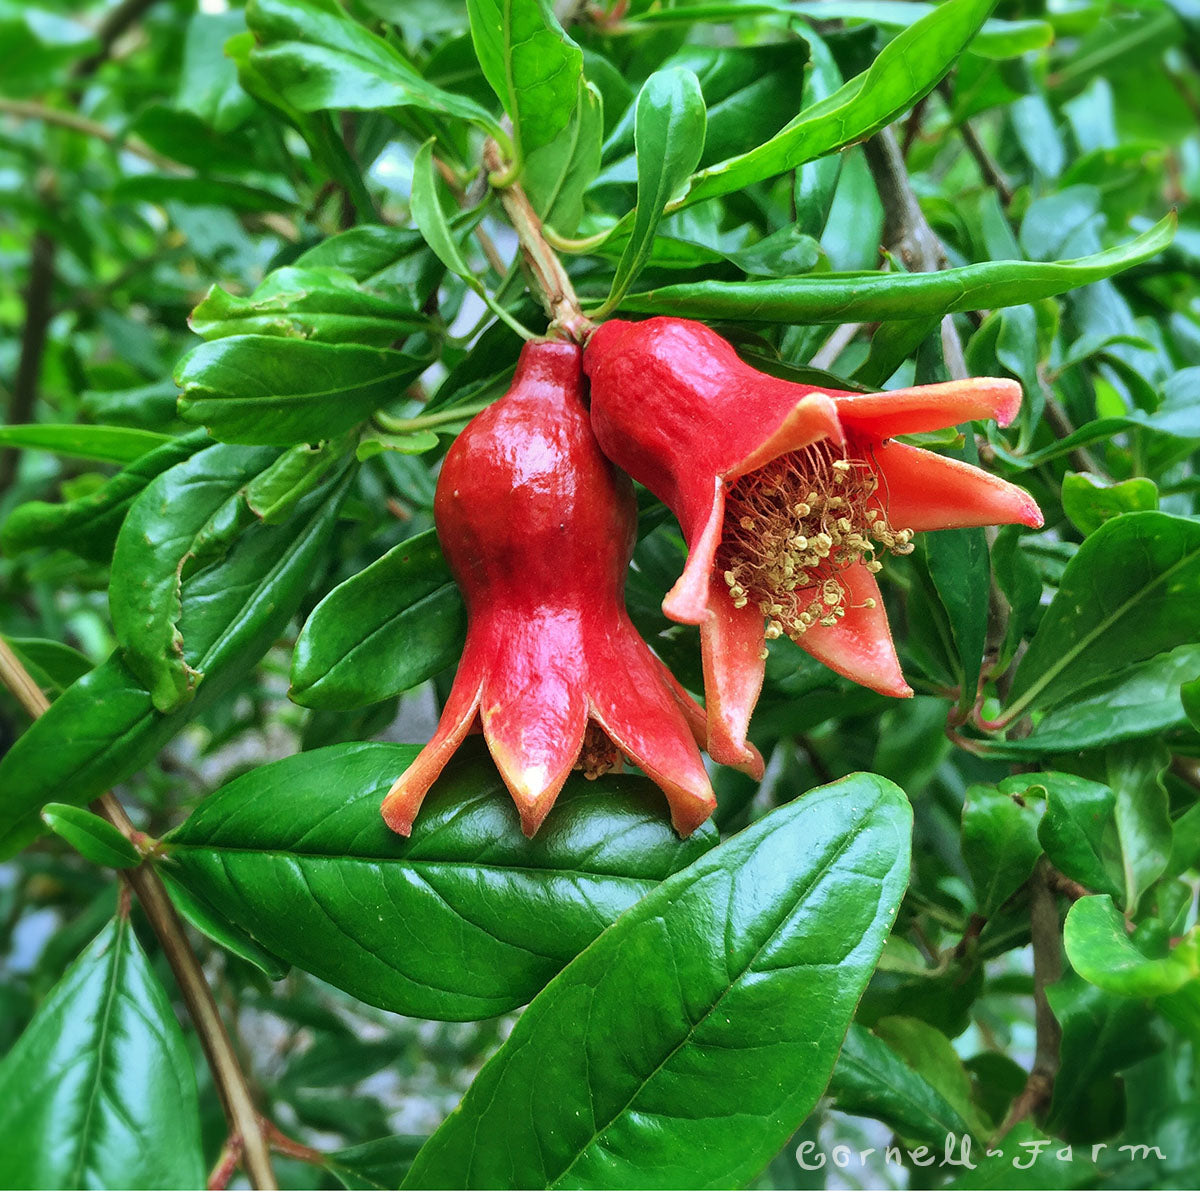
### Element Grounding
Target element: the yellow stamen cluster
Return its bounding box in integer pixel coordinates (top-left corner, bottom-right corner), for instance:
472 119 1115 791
575 722 622 780
717 442 914 646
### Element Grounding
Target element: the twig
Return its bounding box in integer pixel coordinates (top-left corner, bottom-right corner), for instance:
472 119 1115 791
482 140 593 343
938 82 1013 206
0 636 278 1190
809 322 864 370
996 859 1063 1139
73 0 162 79
0 99 181 172
1039 366 1104 476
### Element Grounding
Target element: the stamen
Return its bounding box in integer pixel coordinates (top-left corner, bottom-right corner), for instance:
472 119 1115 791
717 439 914 646
575 723 622 780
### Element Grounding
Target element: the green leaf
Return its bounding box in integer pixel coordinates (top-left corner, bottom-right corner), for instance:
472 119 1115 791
0 424 171 464
290 529 466 709
1007 512 1200 720
4 637 94 696
246 436 354 523
0 431 209 561
1034 773 1122 898
0 469 353 858
946 1120 1098 1188
402 774 911 1188
679 0 997 208
355 430 441 460
190 268 430 346
925 520 989 707
961 782 1042 916
41 805 140 870
599 67 707 315
163 742 717 1020
1064 895 1198 998
176 8 254 131
1062 471 1159 537
110 443 279 713
176 336 432 445
326 1134 426 1190
524 78 603 237
1107 741 1173 914
467 0 583 159
618 215 1176 321
409 139 481 289
246 0 502 134
829 1022 971 1144
0 919 204 1188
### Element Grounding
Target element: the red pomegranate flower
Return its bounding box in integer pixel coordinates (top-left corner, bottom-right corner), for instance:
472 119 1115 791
583 317 1043 770
382 339 718 838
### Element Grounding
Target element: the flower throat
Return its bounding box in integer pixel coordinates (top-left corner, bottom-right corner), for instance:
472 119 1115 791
718 440 914 643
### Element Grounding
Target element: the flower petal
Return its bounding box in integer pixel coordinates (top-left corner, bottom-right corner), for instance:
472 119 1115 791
725 392 843 479
871 440 1044 532
701 584 768 775
837 377 1022 439
479 619 589 836
663 477 723 625
796 562 912 698
382 663 485 836
589 624 717 837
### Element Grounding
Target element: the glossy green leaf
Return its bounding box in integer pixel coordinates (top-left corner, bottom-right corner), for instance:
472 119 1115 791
0 424 171 464
829 1022 972 1144
524 78 603 236
246 436 353 524
0 919 204 1188
402 774 911 1188
190 268 430 346
619 215 1175 321
1034 772 1122 898
467 0 583 159
679 0 996 208
924 519 989 707
0 431 209 561
291 529 466 709
1007 512 1200 720
1107 740 1173 914
41 805 140 870
177 336 432 445
1064 895 1198 998
409 139 481 289
600 67 706 315
355 430 441 460
163 741 717 1020
961 782 1042 916
326 1134 426 1190
110 442 279 713
1062 471 1159 536
246 0 503 134
1184 674 1200 732
0 470 353 858
946 1121 1098 1188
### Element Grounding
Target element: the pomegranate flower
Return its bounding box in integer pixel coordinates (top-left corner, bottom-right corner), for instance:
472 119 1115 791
583 317 1043 770
382 340 717 839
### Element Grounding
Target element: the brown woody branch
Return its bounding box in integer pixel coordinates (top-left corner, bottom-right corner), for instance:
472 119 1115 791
0 636 278 1190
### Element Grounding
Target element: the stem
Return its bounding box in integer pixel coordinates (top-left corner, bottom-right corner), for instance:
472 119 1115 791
373 401 489 434
0 636 278 1190
482 140 594 344
0 99 181 172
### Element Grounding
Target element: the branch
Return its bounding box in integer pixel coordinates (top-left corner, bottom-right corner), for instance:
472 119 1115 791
482 140 594 343
0 636 278 1190
72 0 162 80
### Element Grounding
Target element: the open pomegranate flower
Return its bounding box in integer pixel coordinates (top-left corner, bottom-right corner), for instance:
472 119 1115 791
382 339 719 839
583 317 1043 769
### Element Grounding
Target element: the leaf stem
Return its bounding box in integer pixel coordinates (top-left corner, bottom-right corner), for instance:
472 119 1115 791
482 140 595 344
372 401 489 434
0 635 279 1190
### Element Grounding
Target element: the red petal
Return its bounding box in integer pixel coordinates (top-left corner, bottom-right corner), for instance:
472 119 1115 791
796 562 912 698
663 477 723 625
589 624 716 838
726 393 843 479
837 378 1022 439
479 619 589 836
871 440 1044 531
701 584 768 774
381 665 484 836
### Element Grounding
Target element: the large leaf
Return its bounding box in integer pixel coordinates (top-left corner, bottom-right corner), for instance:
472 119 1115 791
467 0 582 159
291 529 466 709
524 77 603 236
618 215 1175 321
960 783 1042 917
0 919 204 1189
599 67 706 315
0 470 353 858
402 774 911 1188
164 742 717 1020
1006 512 1200 720
0 424 171 464
678 0 997 208
176 336 432 445
0 431 209 561
110 442 279 713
